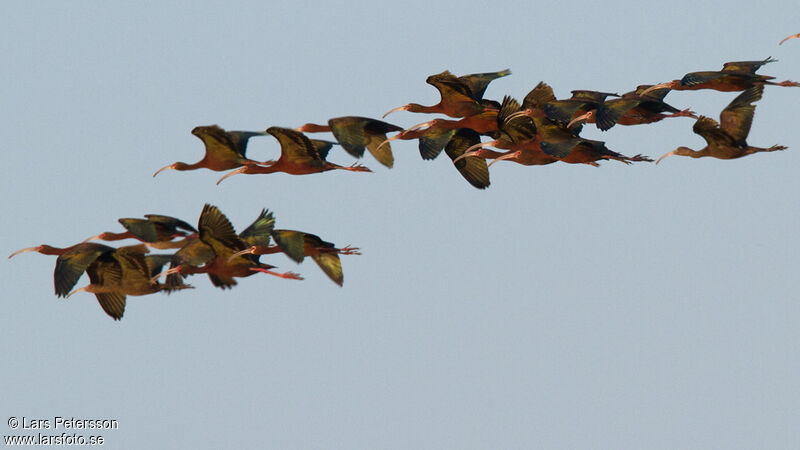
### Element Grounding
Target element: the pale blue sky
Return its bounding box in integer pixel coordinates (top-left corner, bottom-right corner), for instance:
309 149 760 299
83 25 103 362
3 1 799 448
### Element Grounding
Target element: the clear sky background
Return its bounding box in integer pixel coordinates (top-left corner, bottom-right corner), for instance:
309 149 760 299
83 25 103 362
2 1 799 448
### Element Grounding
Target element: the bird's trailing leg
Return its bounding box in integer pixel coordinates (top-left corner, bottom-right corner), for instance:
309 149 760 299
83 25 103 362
336 245 361 256
769 80 800 87
249 267 304 280
668 108 698 119
745 144 788 155
336 162 372 173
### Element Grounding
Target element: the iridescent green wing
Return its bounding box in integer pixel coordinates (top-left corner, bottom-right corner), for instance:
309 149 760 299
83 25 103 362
328 117 369 158
311 253 343 287
271 230 306 263
239 209 275 247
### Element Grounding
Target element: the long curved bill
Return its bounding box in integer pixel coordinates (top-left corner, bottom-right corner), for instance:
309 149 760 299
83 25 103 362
404 120 435 133
216 167 247 185
655 150 676 165
567 112 591 129
640 82 674 97
66 286 90 299
779 33 800 45
382 105 409 119
376 134 402 151
152 163 175 177
451 149 483 164
503 109 532 124
487 151 520 168
228 247 256 262
8 246 38 258
150 266 182 284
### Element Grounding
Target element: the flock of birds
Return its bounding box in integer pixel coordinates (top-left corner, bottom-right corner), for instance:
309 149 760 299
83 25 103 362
11 35 800 320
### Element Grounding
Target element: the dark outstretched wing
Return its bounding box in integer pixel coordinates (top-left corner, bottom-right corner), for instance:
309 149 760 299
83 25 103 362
680 71 724 87
721 57 776 74
199 204 242 253
444 128 490 190
720 85 763 146
692 116 733 147
328 117 369 158
191 125 244 160
173 238 215 267
418 128 457 160
426 72 480 104
143 214 197 233
53 243 115 297
457 69 511 100
239 209 275 247
267 127 321 165
271 230 307 263
497 96 535 142
522 82 556 110
311 253 343 287
118 218 159 242
595 98 641 131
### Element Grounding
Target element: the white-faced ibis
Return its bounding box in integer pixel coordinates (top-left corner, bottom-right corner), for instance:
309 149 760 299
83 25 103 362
644 57 800 93
542 90 619 125
216 127 371 184
228 229 361 286
153 125 266 177
382 69 509 119
9 242 117 297
402 107 501 138
780 33 800 45
66 245 193 320
296 116 403 168
656 85 787 163
570 85 697 131
153 205 302 289
83 214 198 249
